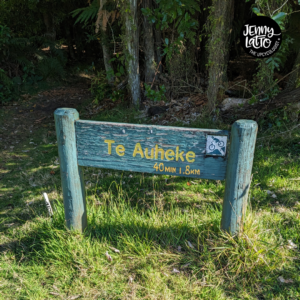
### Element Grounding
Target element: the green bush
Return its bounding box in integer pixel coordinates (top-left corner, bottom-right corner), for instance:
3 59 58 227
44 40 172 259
90 71 113 104
90 71 127 104
0 25 67 103
144 83 167 102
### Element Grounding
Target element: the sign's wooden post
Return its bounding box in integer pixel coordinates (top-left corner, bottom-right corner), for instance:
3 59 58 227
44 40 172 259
54 108 87 232
221 120 258 234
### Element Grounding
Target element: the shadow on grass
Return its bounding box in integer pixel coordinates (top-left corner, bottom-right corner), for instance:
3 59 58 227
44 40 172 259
1 137 300 231
1 209 299 299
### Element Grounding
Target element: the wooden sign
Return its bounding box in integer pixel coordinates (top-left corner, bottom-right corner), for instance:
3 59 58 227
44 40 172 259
76 121 229 180
54 108 258 235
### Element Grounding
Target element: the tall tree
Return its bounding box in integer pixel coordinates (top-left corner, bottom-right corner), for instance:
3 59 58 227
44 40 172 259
124 0 141 106
142 0 156 84
207 0 234 112
72 1 116 84
154 27 163 74
286 5 300 91
43 12 56 41
95 7 115 84
152 0 163 74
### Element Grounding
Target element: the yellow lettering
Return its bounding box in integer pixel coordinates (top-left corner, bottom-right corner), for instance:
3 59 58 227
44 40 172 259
165 149 175 161
116 145 125 156
190 169 195 175
165 166 171 172
195 169 200 175
159 163 164 172
104 140 115 155
176 146 185 161
171 167 176 173
145 147 154 159
186 151 195 163
133 143 144 158
155 145 164 160
185 165 190 175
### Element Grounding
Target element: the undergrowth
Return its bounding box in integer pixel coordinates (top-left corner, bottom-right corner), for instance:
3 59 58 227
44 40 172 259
0 101 299 299
0 25 67 105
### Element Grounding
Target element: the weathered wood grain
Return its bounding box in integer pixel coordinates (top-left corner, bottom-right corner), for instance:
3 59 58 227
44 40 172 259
54 108 258 235
54 108 87 232
221 119 258 234
75 120 230 180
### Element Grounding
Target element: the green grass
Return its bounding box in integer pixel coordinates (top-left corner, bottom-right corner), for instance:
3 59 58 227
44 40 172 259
0 103 300 299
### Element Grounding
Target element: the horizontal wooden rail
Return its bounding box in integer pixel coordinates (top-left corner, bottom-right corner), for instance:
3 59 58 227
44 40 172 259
76 120 229 180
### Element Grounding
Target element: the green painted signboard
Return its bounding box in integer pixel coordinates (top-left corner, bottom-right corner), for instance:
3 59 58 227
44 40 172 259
54 108 258 235
76 120 229 180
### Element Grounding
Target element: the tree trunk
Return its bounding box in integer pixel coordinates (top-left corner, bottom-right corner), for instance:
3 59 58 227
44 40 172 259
220 87 300 121
142 0 156 84
154 28 163 74
207 0 234 112
124 0 141 107
222 1 234 84
153 1 163 74
101 40 114 85
64 20 76 60
43 12 56 41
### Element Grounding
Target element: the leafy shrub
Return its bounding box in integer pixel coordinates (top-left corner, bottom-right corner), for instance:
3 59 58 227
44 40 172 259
90 70 127 104
0 25 67 103
90 71 113 104
144 83 167 102
258 108 291 131
111 89 126 102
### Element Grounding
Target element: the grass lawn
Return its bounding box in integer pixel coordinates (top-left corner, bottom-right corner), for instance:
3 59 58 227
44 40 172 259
0 94 300 299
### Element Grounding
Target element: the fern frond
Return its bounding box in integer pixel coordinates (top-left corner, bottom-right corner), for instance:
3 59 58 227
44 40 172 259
10 55 32 67
72 0 99 26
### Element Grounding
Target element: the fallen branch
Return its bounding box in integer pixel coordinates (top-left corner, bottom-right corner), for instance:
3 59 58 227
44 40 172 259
220 86 300 121
35 116 47 123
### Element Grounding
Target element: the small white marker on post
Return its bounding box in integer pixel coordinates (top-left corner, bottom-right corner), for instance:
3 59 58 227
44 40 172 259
43 192 53 217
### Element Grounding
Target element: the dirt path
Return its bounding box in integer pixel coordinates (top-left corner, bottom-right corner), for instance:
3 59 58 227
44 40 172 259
0 82 92 232
0 82 91 151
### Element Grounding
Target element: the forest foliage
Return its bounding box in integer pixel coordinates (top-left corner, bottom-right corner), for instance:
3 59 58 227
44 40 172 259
0 0 299 119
